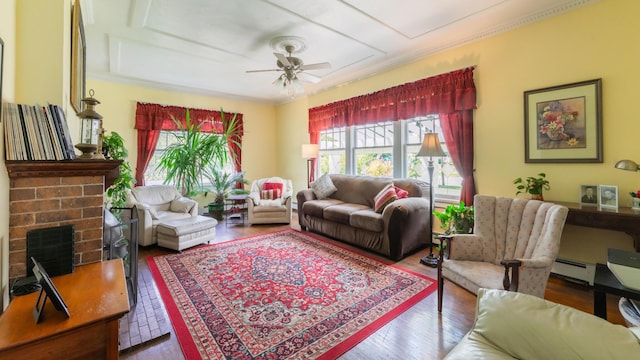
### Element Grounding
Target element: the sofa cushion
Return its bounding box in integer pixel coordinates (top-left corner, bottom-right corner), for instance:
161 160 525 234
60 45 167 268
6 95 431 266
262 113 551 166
311 173 337 199
131 185 180 205
170 197 196 213
329 175 393 207
302 199 344 219
324 203 370 224
374 183 398 213
350 209 384 233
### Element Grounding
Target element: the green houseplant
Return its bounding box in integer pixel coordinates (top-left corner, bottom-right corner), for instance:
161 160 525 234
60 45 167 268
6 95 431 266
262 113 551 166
433 201 474 235
204 165 249 220
102 131 136 208
513 173 550 200
156 108 241 197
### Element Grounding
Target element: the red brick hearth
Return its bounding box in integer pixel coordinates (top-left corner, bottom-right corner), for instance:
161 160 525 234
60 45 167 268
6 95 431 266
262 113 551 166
6 160 121 286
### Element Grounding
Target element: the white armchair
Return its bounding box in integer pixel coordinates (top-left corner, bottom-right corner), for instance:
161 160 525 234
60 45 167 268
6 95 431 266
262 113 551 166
247 177 292 225
125 185 198 246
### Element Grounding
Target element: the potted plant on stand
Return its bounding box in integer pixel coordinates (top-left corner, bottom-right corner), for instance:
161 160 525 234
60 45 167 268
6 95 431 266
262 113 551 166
204 165 249 220
433 201 475 235
513 173 551 200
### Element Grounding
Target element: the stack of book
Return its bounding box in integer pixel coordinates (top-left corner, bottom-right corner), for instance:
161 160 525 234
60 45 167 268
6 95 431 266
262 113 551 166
2 103 76 161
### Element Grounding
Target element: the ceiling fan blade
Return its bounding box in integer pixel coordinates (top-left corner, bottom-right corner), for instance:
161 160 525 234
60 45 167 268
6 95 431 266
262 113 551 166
246 69 281 73
302 62 331 71
273 52 291 67
297 72 322 84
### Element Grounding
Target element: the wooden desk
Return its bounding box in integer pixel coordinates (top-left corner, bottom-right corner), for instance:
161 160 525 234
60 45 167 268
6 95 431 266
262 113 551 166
0 259 130 359
555 202 640 251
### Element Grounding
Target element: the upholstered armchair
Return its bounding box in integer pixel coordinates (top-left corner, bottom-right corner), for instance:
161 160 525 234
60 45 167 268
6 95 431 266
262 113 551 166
125 185 198 246
437 194 568 312
247 177 293 225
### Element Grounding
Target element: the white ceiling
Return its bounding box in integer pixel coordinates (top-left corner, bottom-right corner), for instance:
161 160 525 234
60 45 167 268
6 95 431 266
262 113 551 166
83 0 596 104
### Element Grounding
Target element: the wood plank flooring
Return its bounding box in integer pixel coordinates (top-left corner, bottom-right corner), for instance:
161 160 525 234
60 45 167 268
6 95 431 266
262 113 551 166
120 215 626 359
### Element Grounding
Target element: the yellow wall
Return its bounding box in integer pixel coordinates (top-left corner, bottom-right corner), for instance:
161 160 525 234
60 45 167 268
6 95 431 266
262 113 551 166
0 0 16 310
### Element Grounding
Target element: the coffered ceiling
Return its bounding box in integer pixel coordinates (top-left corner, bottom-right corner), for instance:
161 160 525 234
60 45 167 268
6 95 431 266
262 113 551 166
83 0 597 104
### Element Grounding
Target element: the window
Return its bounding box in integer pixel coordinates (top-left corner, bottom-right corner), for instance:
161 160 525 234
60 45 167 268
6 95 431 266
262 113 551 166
354 122 393 177
317 116 461 200
144 131 173 186
144 131 233 187
318 127 346 174
405 117 461 201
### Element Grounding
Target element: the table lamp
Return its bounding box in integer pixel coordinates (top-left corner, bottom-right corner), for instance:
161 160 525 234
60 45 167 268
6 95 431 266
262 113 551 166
416 132 446 267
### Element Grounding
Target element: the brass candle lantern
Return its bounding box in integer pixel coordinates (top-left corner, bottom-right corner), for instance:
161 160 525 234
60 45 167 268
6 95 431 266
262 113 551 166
74 89 105 159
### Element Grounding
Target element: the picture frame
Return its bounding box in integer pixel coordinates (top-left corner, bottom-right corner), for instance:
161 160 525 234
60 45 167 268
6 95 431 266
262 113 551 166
579 184 598 206
70 0 86 114
31 257 70 323
524 79 602 163
598 185 618 210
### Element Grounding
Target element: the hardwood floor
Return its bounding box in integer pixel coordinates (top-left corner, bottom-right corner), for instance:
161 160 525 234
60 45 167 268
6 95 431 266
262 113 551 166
120 215 626 359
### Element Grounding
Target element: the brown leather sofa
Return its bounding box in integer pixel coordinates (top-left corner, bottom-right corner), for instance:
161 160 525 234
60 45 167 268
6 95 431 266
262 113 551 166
296 174 431 260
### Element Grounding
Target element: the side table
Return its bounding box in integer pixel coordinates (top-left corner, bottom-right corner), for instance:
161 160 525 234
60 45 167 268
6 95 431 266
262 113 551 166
593 263 640 319
225 194 248 226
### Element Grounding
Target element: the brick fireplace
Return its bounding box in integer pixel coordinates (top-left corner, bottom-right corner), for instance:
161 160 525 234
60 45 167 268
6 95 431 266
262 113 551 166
6 160 121 286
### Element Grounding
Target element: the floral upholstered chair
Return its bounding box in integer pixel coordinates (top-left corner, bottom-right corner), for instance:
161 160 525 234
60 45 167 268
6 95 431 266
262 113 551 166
437 194 569 312
247 177 293 225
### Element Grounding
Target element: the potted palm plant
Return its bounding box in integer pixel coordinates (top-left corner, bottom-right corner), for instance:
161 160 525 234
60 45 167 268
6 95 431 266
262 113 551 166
204 165 249 220
156 108 241 197
513 173 550 200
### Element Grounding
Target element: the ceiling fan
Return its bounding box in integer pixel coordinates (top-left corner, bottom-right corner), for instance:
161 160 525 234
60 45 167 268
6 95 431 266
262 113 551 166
246 36 331 95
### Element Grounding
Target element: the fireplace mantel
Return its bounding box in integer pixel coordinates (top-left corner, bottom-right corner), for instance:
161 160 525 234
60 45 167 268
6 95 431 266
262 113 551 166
5 160 122 188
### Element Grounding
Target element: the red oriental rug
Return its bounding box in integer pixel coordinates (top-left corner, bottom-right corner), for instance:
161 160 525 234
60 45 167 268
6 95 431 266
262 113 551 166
148 229 436 359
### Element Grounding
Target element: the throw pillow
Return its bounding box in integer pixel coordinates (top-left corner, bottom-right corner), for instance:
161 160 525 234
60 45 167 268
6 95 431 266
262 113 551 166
374 183 399 213
260 189 281 200
311 173 337 199
394 185 409 199
170 197 195 213
262 182 283 199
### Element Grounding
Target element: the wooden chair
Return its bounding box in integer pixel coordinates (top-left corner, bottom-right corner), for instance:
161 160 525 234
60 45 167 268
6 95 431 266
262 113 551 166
437 194 568 312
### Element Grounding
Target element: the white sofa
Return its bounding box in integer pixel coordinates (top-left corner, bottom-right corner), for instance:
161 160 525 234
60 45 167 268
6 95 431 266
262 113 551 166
445 288 640 359
125 185 198 246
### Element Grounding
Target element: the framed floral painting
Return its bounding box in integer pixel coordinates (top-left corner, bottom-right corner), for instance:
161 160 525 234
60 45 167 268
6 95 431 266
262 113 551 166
524 79 602 163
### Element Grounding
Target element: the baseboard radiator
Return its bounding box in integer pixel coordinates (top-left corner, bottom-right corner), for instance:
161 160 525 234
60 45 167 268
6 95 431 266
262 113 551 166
551 258 595 285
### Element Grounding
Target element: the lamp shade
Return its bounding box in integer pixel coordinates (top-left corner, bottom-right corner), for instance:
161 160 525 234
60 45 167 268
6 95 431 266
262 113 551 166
301 144 319 159
614 159 640 172
416 133 445 157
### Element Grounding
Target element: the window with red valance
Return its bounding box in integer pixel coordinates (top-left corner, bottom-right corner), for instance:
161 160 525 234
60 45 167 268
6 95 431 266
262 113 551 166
308 67 477 204
134 102 244 186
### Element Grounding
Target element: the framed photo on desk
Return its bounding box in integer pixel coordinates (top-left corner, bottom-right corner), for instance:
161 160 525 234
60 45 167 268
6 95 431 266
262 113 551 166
598 185 618 210
580 184 598 206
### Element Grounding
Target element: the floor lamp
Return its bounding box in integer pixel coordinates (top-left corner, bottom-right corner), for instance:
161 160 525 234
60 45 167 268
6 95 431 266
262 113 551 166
302 144 319 188
416 132 445 267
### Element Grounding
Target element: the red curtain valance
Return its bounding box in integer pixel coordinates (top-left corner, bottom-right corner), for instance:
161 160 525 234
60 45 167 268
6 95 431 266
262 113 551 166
134 102 244 134
308 67 476 135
